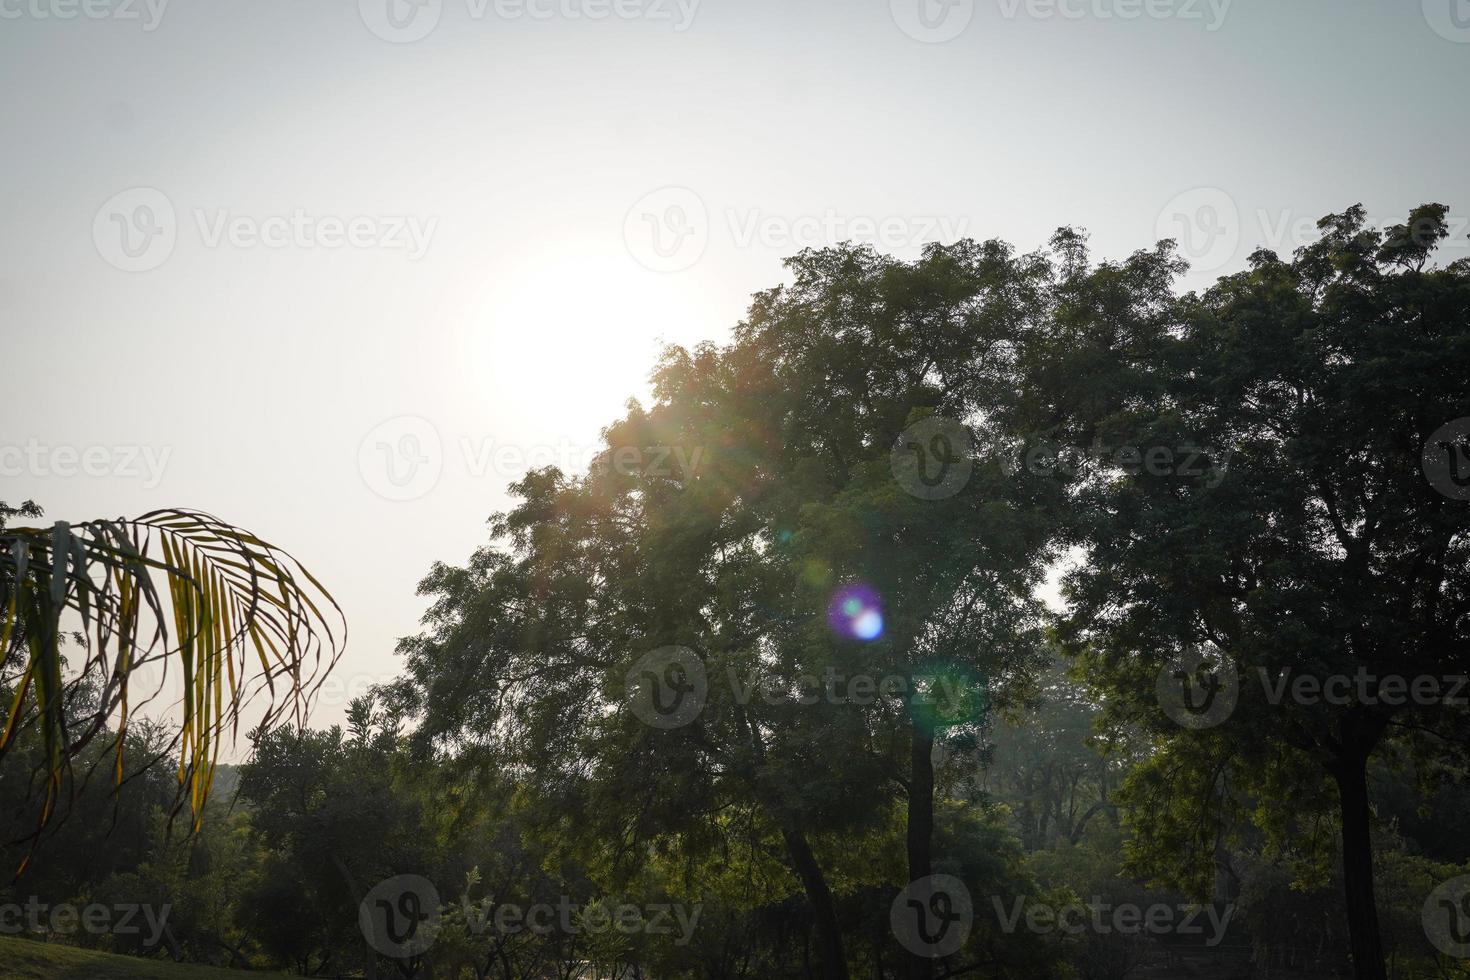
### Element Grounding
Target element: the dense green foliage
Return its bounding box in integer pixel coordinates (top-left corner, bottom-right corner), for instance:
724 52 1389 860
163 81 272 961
3 204 1469 979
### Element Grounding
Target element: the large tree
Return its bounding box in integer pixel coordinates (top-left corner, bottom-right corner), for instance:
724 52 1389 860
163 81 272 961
1028 205 1470 980
387 240 1070 979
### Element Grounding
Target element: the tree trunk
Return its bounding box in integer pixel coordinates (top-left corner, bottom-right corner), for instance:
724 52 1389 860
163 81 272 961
905 726 936 980
736 700 848 980
1332 756 1387 980
781 826 850 980
331 852 379 980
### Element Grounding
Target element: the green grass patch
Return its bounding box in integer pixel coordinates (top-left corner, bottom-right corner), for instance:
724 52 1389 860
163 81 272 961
0 936 262 979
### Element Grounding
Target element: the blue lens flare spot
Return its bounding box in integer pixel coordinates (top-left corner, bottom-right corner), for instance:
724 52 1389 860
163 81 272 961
852 609 884 641
827 582 884 642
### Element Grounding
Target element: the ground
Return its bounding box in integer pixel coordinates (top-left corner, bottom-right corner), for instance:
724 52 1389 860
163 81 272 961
0 936 259 980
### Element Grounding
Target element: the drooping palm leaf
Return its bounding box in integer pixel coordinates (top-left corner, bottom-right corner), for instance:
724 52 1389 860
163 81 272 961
0 508 344 868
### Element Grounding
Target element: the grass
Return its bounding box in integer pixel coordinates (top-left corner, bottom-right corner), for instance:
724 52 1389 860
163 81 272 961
0 936 260 979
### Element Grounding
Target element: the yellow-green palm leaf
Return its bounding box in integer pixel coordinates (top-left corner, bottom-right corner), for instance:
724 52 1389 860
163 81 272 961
0 508 344 867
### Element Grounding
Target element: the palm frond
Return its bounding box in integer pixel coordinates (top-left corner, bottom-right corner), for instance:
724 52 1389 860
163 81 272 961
0 508 344 866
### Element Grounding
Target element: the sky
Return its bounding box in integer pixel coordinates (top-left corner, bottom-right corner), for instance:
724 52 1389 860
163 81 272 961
2 0 1468 748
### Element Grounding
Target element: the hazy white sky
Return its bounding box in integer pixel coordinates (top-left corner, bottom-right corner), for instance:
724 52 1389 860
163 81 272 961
3 0 1468 743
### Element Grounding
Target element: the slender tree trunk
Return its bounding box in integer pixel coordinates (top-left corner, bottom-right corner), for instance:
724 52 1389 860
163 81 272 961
1332 755 1387 980
735 701 849 980
331 852 379 980
781 826 850 980
905 726 936 980
157 922 185 962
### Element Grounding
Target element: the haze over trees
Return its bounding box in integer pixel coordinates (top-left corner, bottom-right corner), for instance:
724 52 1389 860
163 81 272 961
3 204 1469 980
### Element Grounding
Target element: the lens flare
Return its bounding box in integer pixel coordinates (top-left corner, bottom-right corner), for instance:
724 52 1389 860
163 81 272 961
827 582 884 641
